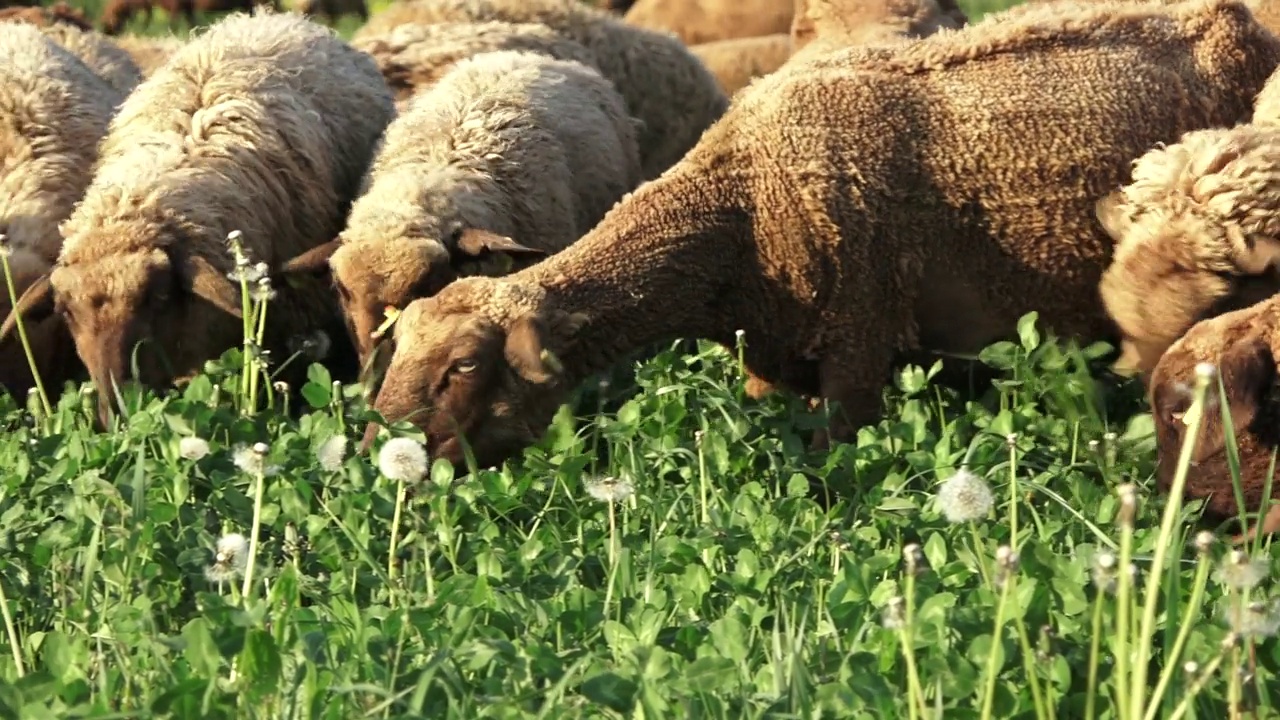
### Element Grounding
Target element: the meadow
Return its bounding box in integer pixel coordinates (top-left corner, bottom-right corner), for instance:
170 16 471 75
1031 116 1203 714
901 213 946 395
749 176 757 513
2 0 1280 717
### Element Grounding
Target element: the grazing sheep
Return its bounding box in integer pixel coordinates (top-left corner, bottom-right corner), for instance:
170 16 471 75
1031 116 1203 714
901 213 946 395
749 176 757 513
37 22 143 96
0 23 124 396
621 0 793 46
113 33 184 76
0 2 94 31
278 49 642 376
357 0 1280 468
1095 125 1280 378
351 21 598 107
691 33 792 96
1147 295 1280 541
353 0 728 180
0 10 395 426
100 0 192 34
790 0 967 60
294 0 368 25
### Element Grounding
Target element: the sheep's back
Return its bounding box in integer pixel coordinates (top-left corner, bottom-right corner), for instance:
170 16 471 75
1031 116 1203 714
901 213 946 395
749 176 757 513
351 21 599 106
37 23 142 96
622 0 793 45
692 33 792 96
0 23 121 263
721 0 1280 344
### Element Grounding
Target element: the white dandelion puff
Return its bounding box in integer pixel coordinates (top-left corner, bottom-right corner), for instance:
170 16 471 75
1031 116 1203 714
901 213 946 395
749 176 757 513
585 476 635 503
377 437 428 482
316 435 348 473
935 468 994 523
231 443 280 477
881 596 905 630
1214 550 1269 590
1194 362 1217 380
179 436 210 461
204 532 249 583
1223 598 1280 639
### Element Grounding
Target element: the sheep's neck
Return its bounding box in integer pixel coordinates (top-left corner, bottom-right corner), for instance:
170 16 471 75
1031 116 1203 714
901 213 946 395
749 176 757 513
529 162 753 380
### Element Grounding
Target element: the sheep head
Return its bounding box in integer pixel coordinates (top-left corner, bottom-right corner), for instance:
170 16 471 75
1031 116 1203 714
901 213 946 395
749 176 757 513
1096 127 1280 378
1149 301 1280 537
0 242 242 427
0 247 79 396
279 228 547 377
360 276 588 469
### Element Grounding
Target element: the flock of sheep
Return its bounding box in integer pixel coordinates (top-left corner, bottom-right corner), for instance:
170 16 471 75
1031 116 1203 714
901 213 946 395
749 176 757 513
3 0 1280 538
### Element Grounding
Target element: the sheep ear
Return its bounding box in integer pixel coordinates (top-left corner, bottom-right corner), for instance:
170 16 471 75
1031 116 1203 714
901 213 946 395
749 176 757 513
176 251 243 318
504 314 558 384
1095 191 1131 239
0 273 55 344
279 239 340 278
454 228 547 260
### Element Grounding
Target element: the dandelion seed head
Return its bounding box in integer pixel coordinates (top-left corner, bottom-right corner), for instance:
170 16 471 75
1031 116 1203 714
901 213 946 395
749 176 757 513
378 437 428 482
936 468 994 523
585 475 635 503
204 532 249 583
227 230 244 243
881 596 904 630
1184 661 1198 675
1194 530 1216 555
1103 432 1117 442
252 442 269 455
316 434 348 473
1223 598 1280 639
1195 362 1216 380
734 329 745 340
179 436 210 461
273 381 288 394
1214 550 1268 590
232 443 279 476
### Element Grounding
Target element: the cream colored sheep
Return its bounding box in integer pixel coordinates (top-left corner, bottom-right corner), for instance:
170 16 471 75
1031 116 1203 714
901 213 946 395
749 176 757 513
622 0 793 45
356 0 1280 468
279 49 642 375
353 0 727 180
0 23 124 396
691 34 792 96
350 21 598 108
0 10 395 425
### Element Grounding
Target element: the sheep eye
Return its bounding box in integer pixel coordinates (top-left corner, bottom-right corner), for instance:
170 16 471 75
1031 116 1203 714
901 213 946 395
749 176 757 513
452 358 477 374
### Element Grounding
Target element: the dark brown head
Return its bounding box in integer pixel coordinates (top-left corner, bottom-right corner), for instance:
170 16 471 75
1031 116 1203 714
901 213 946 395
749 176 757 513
0 241 243 427
98 0 132 35
1149 302 1280 524
359 278 588 469
278 229 547 383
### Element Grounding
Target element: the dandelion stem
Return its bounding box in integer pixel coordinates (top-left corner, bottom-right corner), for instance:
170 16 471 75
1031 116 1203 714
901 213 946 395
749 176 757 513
979 577 1011 720
0 252 51 419
1142 554 1212 720
0 576 24 677
1084 590 1105 720
899 572 929 720
388 475 406 582
239 469 267 600
1167 649 1227 720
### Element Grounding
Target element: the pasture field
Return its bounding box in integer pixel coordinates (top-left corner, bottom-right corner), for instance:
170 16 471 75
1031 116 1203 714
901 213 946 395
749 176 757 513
2 0 1280 717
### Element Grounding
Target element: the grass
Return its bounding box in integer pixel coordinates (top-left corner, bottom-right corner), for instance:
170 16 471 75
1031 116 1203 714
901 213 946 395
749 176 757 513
3 0 1280 717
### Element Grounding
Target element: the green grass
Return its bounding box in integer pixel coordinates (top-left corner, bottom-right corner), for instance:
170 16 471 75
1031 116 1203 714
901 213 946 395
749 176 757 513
4 0 1280 717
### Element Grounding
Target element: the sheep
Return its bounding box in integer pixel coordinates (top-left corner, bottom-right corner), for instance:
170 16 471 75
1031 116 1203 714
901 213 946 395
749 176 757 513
35 22 143 96
352 0 728 180
1251 60 1280 127
350 21 599 107
355 0 1280 469
0 2 94 31
621 0 793 46
1095 125 1280 379
113 33 184 76
277 49 643 379
1146 294 1280 542
790 0 967 61
0 10 395 426
690 34 792 97
294 0 368 25
0 23 125 396
100 0 192 34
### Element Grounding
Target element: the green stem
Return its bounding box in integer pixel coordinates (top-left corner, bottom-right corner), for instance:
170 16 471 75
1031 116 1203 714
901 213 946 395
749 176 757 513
979 579 1012 720
1142 556 1212 720
388 476 405 583
1084 592 1104 720
0 252 51 419
239 469 267 600
0 577 24 677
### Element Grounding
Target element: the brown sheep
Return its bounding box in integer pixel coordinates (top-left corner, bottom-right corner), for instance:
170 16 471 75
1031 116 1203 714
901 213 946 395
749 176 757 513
790 0 967 60
691 34 792 97
1147 295 1280 541
0 3 94 30
621 0 793 46
352 0 728 180
294 0 368 25
113 33 184 76
350 21 598 107
1095 125 1280 379
100 0 193 34
357 0 1280 468
0 10 395 426
0 23 124 397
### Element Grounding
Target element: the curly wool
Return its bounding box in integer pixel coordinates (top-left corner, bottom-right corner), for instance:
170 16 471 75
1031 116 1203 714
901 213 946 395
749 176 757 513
37 22 142 96
1098 124 1280 375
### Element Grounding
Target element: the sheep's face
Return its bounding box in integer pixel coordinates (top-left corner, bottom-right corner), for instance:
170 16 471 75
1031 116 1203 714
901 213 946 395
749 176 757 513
0 249 77 395
362 280 586 468
1149 308 1280 524
1096 193 1280 377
